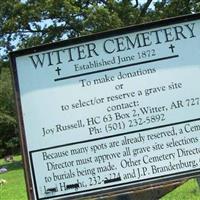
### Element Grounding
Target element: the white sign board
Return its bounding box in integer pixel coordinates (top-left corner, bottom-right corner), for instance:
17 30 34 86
10 14 200 200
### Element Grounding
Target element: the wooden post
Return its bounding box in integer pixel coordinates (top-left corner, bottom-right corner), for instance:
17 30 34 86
105 180 185 200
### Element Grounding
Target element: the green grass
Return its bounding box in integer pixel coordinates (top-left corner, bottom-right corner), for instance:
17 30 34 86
0 155 27 200
0 155 200 200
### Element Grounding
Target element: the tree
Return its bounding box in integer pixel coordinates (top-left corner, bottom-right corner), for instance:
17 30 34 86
0 0 138 57
1 0 200 57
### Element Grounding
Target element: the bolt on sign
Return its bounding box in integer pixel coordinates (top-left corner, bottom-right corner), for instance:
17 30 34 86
10 13 200 200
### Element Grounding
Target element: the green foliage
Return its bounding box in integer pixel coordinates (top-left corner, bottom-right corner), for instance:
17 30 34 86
0 63 18 157
148 0 200 22
0 64 15 115
0 155 27 200
162 179 200 200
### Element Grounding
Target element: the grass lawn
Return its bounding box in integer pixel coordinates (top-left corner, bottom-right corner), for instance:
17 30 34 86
0 155 200 200
161 178 200 200
0 155 27 200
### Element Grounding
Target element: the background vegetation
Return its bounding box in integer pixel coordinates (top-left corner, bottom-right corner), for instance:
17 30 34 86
0 155 26 200
1 0 200 158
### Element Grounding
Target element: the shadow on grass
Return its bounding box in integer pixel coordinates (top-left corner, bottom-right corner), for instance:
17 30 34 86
0 160 23 171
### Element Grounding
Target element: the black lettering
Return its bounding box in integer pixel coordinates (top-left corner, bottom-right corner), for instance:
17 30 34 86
126 35 142 50
115 37 126 52
150 29 162 44
52 50 63 65
103 39 115 54
46 52 53 66
29 53 46 69
174 25 187 40
185 23 196 38
141 32 152 47
86 43 99 57
163 27 174 42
